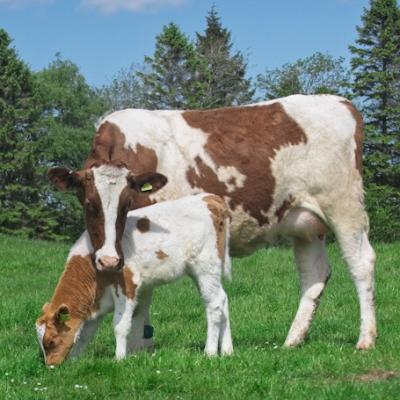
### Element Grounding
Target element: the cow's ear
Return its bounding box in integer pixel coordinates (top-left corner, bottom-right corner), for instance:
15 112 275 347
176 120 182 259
48 167 82 191
127 172 168 194
54 304 70 325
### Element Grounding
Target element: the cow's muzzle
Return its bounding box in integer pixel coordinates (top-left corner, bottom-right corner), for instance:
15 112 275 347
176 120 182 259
97 256 122 271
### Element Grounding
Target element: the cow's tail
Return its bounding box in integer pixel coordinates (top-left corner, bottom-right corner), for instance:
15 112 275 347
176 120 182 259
222 216 232 281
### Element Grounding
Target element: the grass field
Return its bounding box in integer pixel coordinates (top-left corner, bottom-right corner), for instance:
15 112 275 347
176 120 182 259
0 234 399 399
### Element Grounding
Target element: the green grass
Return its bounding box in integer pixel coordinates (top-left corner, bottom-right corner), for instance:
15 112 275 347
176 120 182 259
0 234 399 399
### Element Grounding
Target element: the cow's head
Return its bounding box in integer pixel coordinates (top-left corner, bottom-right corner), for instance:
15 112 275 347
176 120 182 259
36 303 82 365
48 164 167 270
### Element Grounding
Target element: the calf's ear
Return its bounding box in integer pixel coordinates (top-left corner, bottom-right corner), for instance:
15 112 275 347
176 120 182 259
48 167 82 191
127 172 168 194
54 304 70 325
42 303 50 313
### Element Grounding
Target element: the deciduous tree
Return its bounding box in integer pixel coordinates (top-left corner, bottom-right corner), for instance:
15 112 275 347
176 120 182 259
257 52 351 100
34 54 107 239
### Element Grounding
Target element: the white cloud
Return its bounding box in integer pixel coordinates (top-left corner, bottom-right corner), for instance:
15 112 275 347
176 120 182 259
0 0 186 12
80 0 187 14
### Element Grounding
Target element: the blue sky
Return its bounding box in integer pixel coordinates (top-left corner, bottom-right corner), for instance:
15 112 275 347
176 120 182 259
0 0 370 87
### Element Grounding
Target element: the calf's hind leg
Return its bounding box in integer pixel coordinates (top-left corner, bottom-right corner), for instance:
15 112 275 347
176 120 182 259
218 288 233 355
195 273 233 356
284 235 331 347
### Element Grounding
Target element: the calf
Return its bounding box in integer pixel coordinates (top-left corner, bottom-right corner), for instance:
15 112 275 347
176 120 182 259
36 194 232 365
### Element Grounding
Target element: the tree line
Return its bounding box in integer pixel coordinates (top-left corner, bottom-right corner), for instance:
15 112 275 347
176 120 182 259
0 0 399 242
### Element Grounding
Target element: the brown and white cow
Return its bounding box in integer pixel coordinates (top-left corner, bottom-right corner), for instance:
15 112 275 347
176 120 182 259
49 94 376 349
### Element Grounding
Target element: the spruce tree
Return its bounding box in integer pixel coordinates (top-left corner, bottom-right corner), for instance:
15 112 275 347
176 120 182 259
0 29 55 238
349 0 400 189
137 23 207 109
195 6 254 108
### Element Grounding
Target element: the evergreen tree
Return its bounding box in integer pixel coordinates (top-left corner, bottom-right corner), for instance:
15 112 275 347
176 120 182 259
0 29 55 238
257 52 351 100
349 0 400 189
137 23 207 109
196 6 254 108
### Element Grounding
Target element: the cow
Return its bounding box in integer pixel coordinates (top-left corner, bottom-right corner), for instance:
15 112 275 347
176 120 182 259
36 194 233 365
49 94 376 350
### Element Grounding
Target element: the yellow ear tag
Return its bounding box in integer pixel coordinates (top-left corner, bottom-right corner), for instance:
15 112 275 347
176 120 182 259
141 183 153 192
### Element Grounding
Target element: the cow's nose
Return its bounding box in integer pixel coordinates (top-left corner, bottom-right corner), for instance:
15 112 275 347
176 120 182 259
98 256 120 270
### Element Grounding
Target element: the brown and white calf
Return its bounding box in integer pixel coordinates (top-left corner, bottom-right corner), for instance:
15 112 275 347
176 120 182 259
49 94 376 349
36 194 232 365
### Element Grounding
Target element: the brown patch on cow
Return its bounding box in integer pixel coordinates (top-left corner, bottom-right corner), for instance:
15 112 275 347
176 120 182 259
275 195 295 222
341 100 364 175
203 195 230 259
114 267 137 299
84 121 158 175
183 103 307 226
155 250 169 260
75 171 105 251
136 217 150 233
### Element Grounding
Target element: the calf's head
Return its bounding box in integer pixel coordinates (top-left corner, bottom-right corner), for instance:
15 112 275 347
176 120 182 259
36 303 81 365
49 164 167 270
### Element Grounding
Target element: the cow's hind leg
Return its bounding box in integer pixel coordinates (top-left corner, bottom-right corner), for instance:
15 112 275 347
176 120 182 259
284 235 331 347
334 226 376 349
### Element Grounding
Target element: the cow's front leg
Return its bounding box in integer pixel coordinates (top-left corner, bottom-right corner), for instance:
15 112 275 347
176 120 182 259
127 288 154 353
113 298 136 360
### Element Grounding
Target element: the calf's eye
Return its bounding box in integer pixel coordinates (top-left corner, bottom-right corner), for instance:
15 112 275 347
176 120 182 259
45 339 56 349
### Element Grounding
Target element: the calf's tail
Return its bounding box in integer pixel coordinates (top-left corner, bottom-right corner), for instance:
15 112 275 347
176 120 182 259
222 217 232 281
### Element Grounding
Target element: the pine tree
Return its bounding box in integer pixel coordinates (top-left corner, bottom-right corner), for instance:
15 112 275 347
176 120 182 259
349 0 400 189
137 23 207 109
195 6 254 108
0 29 55 238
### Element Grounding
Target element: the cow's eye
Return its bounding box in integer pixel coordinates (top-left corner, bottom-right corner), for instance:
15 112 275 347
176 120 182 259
85 200 98 214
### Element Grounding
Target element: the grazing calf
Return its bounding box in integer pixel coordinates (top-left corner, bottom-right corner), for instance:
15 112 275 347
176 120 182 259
36 194 232 365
